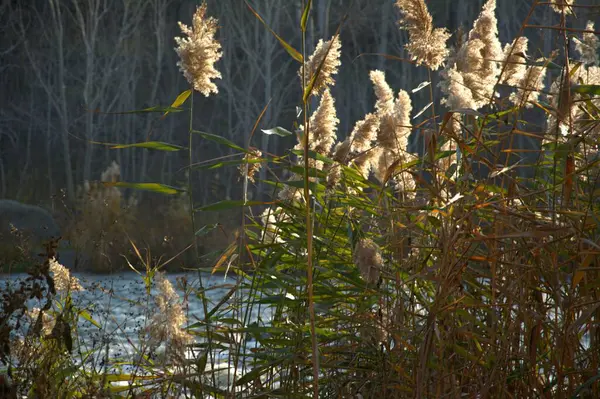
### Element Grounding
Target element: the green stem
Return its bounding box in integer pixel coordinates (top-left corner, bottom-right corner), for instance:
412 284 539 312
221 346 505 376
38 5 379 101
187 91 217 390
301 8 319 396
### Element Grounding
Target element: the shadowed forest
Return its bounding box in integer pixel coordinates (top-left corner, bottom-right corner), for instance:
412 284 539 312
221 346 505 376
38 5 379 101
1 0 588 202
1 0 600 397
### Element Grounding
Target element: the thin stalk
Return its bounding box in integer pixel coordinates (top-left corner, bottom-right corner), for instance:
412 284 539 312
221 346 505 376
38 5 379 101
187 92 217 390
524 24 600 35
231 101 269 392
301 5 319 396
556 7 574 395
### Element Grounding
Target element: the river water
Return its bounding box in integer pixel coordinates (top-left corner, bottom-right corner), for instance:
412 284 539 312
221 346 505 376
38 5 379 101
1 271 264 388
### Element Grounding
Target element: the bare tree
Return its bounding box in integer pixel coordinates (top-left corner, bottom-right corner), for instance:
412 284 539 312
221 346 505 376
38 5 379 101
0 0 576 204
19 0 76 201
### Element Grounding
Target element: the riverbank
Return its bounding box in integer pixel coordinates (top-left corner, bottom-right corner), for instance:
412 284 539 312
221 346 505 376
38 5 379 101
1 270 259 396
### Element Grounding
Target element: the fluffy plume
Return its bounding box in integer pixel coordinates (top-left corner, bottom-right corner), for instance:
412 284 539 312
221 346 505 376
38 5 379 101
300 36 342 94
101 160 120 183
82 160 122 206
146 273 193 364
395 0 451 70
546 39 600 182
510 60 547 108
310 90 340 155
49 258 83 293
28 308 55 335
502 37 529 86
334 114 380 173
373 149 391 183
369 71 416 196
396 159 418 196
549 0 574 14
393 91 413 145
371 72 412 155
545 66 600 182
468 0 503 75
332 140 352 164
370 70 395 114
574 21 599 66
278 185 303 202
376 90 412 159
549 65 600 136
239 147 262 183
442 68 477 110
547 66 600 136
373 150 417 197
349 114 381 177
440 0 502 110
354 238 384 284
351 113 380 154
259 207 291 244
175 2 223 96
281 91 339 201
328 113 380 190
326 165 343 194
295 89 339 166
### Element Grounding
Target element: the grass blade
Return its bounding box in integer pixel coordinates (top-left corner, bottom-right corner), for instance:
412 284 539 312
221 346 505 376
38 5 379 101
245 1 303 63
196 200 271 212
102 182 185 194
301 0 311 32
163 89 192 118
572 84 600 95
193 130 249 153
110 141 185 151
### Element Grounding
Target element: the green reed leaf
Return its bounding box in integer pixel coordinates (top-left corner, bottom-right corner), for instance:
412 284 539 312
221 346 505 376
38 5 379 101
110 141 185 151
245 1 303 63
193 130 248 153
77 308 101 329
301 0 312 32
261 126 294 137
572 85 600 95
108 106 185 115
102 182 185 194
164 89 192 118
196 200 271 212
193 158 265 171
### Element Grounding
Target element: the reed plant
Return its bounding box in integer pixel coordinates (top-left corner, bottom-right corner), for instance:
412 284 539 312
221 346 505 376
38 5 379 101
3 0 600 398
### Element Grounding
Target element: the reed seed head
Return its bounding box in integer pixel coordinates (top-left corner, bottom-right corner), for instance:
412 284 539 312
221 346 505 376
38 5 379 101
509 59 547 108
440 0 502 110
49 258 83 293
147 273 193 365
28 308 55 335
370 70 395 114
549 0 574 15
575 21 599 66
300 36 342 94
175 2 223 96
354 238 384 284
239 148 262 183
296 89 339 170
395 0 451 70
502 37 529 86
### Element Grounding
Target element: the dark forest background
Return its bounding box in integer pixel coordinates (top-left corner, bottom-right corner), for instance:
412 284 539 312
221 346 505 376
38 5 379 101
0 0 596 208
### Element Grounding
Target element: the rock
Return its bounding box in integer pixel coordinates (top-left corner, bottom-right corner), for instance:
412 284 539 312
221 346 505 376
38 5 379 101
0 199 61 240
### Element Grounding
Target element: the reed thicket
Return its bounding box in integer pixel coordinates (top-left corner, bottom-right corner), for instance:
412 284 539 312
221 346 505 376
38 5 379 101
2 0 600 397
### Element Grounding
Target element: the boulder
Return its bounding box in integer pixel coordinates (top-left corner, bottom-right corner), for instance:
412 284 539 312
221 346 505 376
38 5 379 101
0 199 61 241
